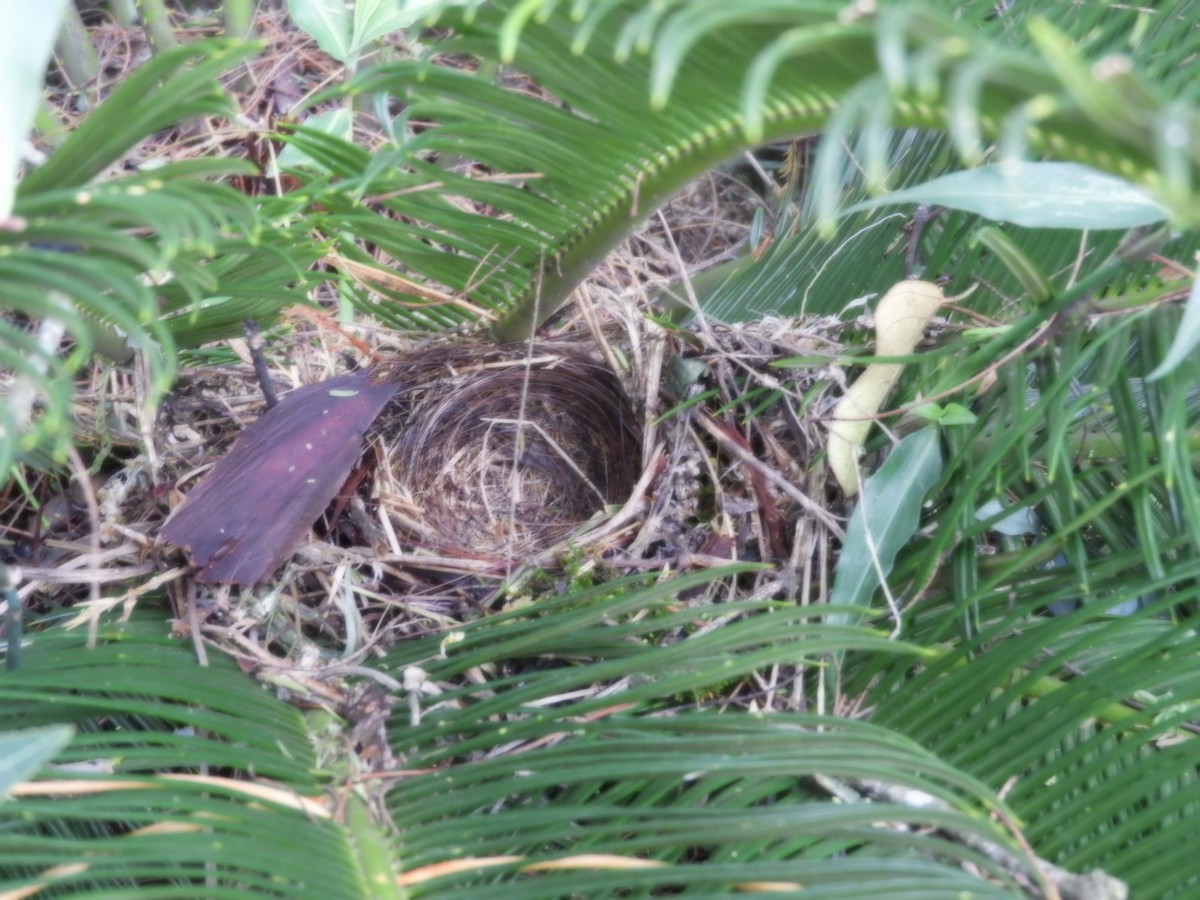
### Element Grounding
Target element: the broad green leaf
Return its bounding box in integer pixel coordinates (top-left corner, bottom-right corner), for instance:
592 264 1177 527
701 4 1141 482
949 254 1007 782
0 726 73 799
1146 267 1200 381
289 0 354 63
829 427 944 624
847 162 1168 230
0 0 68 219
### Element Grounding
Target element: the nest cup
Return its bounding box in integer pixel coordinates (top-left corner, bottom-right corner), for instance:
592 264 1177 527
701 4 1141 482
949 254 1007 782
377 343 642 564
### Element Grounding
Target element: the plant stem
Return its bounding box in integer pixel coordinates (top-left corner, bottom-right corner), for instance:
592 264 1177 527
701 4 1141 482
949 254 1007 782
223 0 255 39
107 0 138 28
135 0 178 54
54 4 100 106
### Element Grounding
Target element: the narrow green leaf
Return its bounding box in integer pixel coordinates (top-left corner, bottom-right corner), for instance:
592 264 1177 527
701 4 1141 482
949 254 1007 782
913 402 977 426
847 162 1168 229
740 23 847 144
1146 270 1200 381
1026 17 1151 152
22 40 256 192
0 726 73 799
970 225 1054 303
499 0 546 63
829 428 943 624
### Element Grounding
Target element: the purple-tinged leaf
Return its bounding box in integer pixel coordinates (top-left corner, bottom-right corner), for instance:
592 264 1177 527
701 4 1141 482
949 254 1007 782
161 372 398 585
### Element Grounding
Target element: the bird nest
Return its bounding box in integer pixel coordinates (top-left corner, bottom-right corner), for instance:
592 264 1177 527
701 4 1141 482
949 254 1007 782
4 309 851 661
6 163 853 652
374 342 642 565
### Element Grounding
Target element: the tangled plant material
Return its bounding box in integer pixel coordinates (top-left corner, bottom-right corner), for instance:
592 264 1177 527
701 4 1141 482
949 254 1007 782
153 340 644 585
377 342 643 566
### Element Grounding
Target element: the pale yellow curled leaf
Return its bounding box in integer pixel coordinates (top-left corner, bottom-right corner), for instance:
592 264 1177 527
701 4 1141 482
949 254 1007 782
828 280 945 495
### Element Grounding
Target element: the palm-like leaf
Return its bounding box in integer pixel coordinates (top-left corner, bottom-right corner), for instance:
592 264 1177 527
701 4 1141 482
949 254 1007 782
0 615 373 897
301 4 1199 894
1 577 1052 898
1 41 320 480
298 0 1199 338
378 569 1034 896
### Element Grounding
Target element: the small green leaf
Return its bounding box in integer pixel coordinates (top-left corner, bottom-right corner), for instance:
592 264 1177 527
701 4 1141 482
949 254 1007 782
847 162 1167 230
288 0 415 65
0 725 74 799
1147 269 1200 381
913 402 976 426
829 428 943 625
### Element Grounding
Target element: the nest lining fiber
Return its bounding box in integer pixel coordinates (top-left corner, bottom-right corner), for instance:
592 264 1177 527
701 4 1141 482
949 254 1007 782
375 342 642 563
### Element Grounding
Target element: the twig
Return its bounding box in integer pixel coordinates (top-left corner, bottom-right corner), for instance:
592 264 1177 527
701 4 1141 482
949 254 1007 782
244 319 279 409
188 580 208 668
696 413 844 538
64 443 103 649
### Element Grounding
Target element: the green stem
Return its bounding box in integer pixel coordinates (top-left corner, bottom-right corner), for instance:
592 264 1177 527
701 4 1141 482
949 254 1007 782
54 4 100 104
135 0 178 54
107 0 138 28
344 794 405 899
223 0 255 40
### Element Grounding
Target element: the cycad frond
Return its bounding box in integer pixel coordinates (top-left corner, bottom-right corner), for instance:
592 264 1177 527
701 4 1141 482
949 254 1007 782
1 41 318 480
378 568 1060 896
325 0 1198 336
0 615 372 897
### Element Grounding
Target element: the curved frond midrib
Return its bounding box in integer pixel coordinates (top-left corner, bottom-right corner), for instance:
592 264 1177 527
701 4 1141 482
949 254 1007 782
344 2 1195 337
